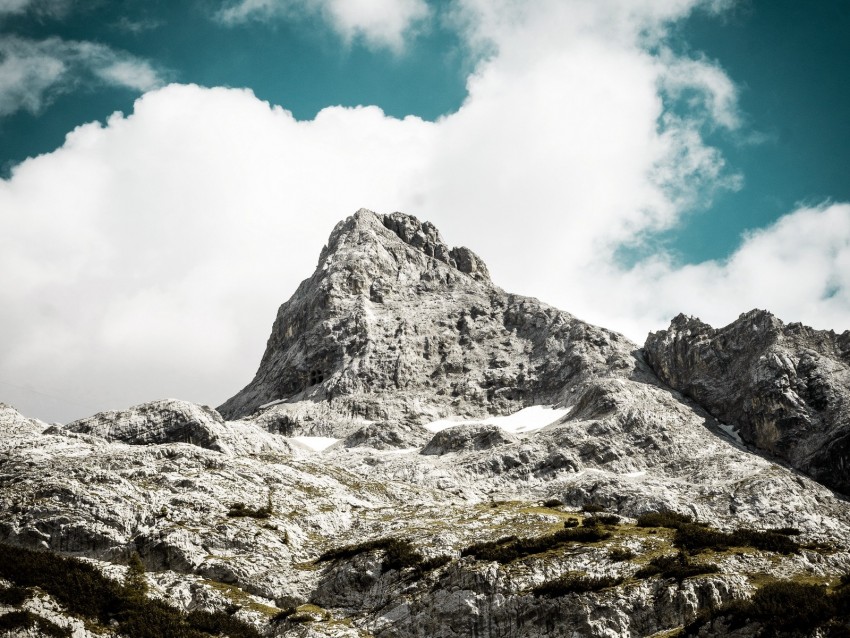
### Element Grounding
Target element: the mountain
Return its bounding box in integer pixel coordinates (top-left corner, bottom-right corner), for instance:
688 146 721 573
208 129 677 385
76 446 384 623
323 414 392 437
218 209 638 428
1 210 850 638
645 310 850 494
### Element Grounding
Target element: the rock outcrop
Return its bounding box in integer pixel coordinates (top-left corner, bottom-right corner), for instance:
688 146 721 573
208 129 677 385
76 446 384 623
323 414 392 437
645 310 850 494
3 210 850 638
64 398 293 456
217 209 638 429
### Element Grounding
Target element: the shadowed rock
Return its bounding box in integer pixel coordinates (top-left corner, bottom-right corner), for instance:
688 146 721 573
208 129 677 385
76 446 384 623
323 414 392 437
645 310 850 494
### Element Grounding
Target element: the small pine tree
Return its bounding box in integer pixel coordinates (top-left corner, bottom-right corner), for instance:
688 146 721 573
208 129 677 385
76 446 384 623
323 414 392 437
125 552 148 598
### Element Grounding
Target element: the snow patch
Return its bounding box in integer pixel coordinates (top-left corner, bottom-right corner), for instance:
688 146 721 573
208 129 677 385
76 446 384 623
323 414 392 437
424 405 572 435
717 422 743 444
288 436 340 453
258 398 286 410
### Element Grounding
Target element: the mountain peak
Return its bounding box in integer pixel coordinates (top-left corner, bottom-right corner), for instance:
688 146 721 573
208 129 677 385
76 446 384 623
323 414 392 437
317 208 490 283
217 209 635 421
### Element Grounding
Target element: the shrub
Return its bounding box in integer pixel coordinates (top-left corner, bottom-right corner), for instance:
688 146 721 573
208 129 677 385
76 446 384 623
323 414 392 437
461 526 610 564
673 523 800 555
634 553 720 581
581 514 620 527
771 526 801 536
227 501 271 519
636 511 693 529
316 537 439 575
0 585 31 606
417 555 452 572
582 503 605 513
542 498 563 508
125 552 148 597
272 608 296 623
0 543 262 638
286 612 315 624
609 547 635 562
563 518 579 528
0 610 70 638
381 539 424 574
533 573 623 597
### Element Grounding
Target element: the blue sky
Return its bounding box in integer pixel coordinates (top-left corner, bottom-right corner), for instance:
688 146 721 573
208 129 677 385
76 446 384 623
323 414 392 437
1 0 849 422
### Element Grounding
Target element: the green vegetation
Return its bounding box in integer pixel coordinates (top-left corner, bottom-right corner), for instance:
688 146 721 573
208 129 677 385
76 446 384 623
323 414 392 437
636 512 800 554
460 526 611 563
584 514 619 526
542 498 563 508
0 543 262 638
582 503 605 513
636 511 693 529
609 547 635 562
563 518 579 528
634 553 720 581
674 523 800 554
685 580 850 636
316 538 448 575
0 584 31 606
227 495 272 519
533 573 624 597
0 610 70 638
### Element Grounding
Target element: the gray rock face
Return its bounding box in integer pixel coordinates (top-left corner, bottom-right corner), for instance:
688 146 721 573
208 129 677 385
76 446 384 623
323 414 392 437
64 398 293 456
644 310 850 494
421 424 519 455
5 211 850 638
217 209 637 425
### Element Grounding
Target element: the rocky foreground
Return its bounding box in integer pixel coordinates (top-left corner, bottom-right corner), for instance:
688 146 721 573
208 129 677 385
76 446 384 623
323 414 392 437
2 210 850 638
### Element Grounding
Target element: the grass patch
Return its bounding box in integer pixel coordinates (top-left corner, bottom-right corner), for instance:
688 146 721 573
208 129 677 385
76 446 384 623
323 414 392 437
533 573 623 597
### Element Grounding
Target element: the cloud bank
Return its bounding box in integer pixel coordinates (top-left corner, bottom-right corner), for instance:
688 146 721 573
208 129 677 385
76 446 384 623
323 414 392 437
2 0 848 422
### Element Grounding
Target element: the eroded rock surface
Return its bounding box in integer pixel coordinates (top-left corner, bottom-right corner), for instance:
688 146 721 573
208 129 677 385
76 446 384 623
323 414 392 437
3 211 850 638
645 310 850 494
217 209 638 429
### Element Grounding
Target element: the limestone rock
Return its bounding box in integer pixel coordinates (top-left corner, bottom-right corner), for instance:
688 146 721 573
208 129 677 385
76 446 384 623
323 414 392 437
63 398 294 456
217 209 637 425
421 424 519 455
4 211 850 638
644 309 850 494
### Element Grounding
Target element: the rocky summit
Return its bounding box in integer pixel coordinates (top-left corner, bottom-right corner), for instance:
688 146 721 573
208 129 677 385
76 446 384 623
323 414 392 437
2 209 850 638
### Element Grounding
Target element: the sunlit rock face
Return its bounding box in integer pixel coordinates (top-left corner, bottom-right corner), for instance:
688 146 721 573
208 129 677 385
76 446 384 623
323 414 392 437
2 210 850 638
217 208 638 431
645 310 850 494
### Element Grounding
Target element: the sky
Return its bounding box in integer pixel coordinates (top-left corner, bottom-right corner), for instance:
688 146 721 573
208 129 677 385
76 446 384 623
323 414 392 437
1 0 849 423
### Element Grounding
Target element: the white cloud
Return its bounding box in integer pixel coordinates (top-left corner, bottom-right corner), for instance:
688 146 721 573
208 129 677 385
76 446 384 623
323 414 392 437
0 36 163 117
568 203 850 340
2 0 847 424
216 0 429 51
0 0 31 15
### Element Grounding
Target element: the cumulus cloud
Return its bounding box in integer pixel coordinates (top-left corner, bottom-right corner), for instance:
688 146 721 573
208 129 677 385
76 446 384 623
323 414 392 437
2 0 847 423
216 0 430 50
0 36 163 117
